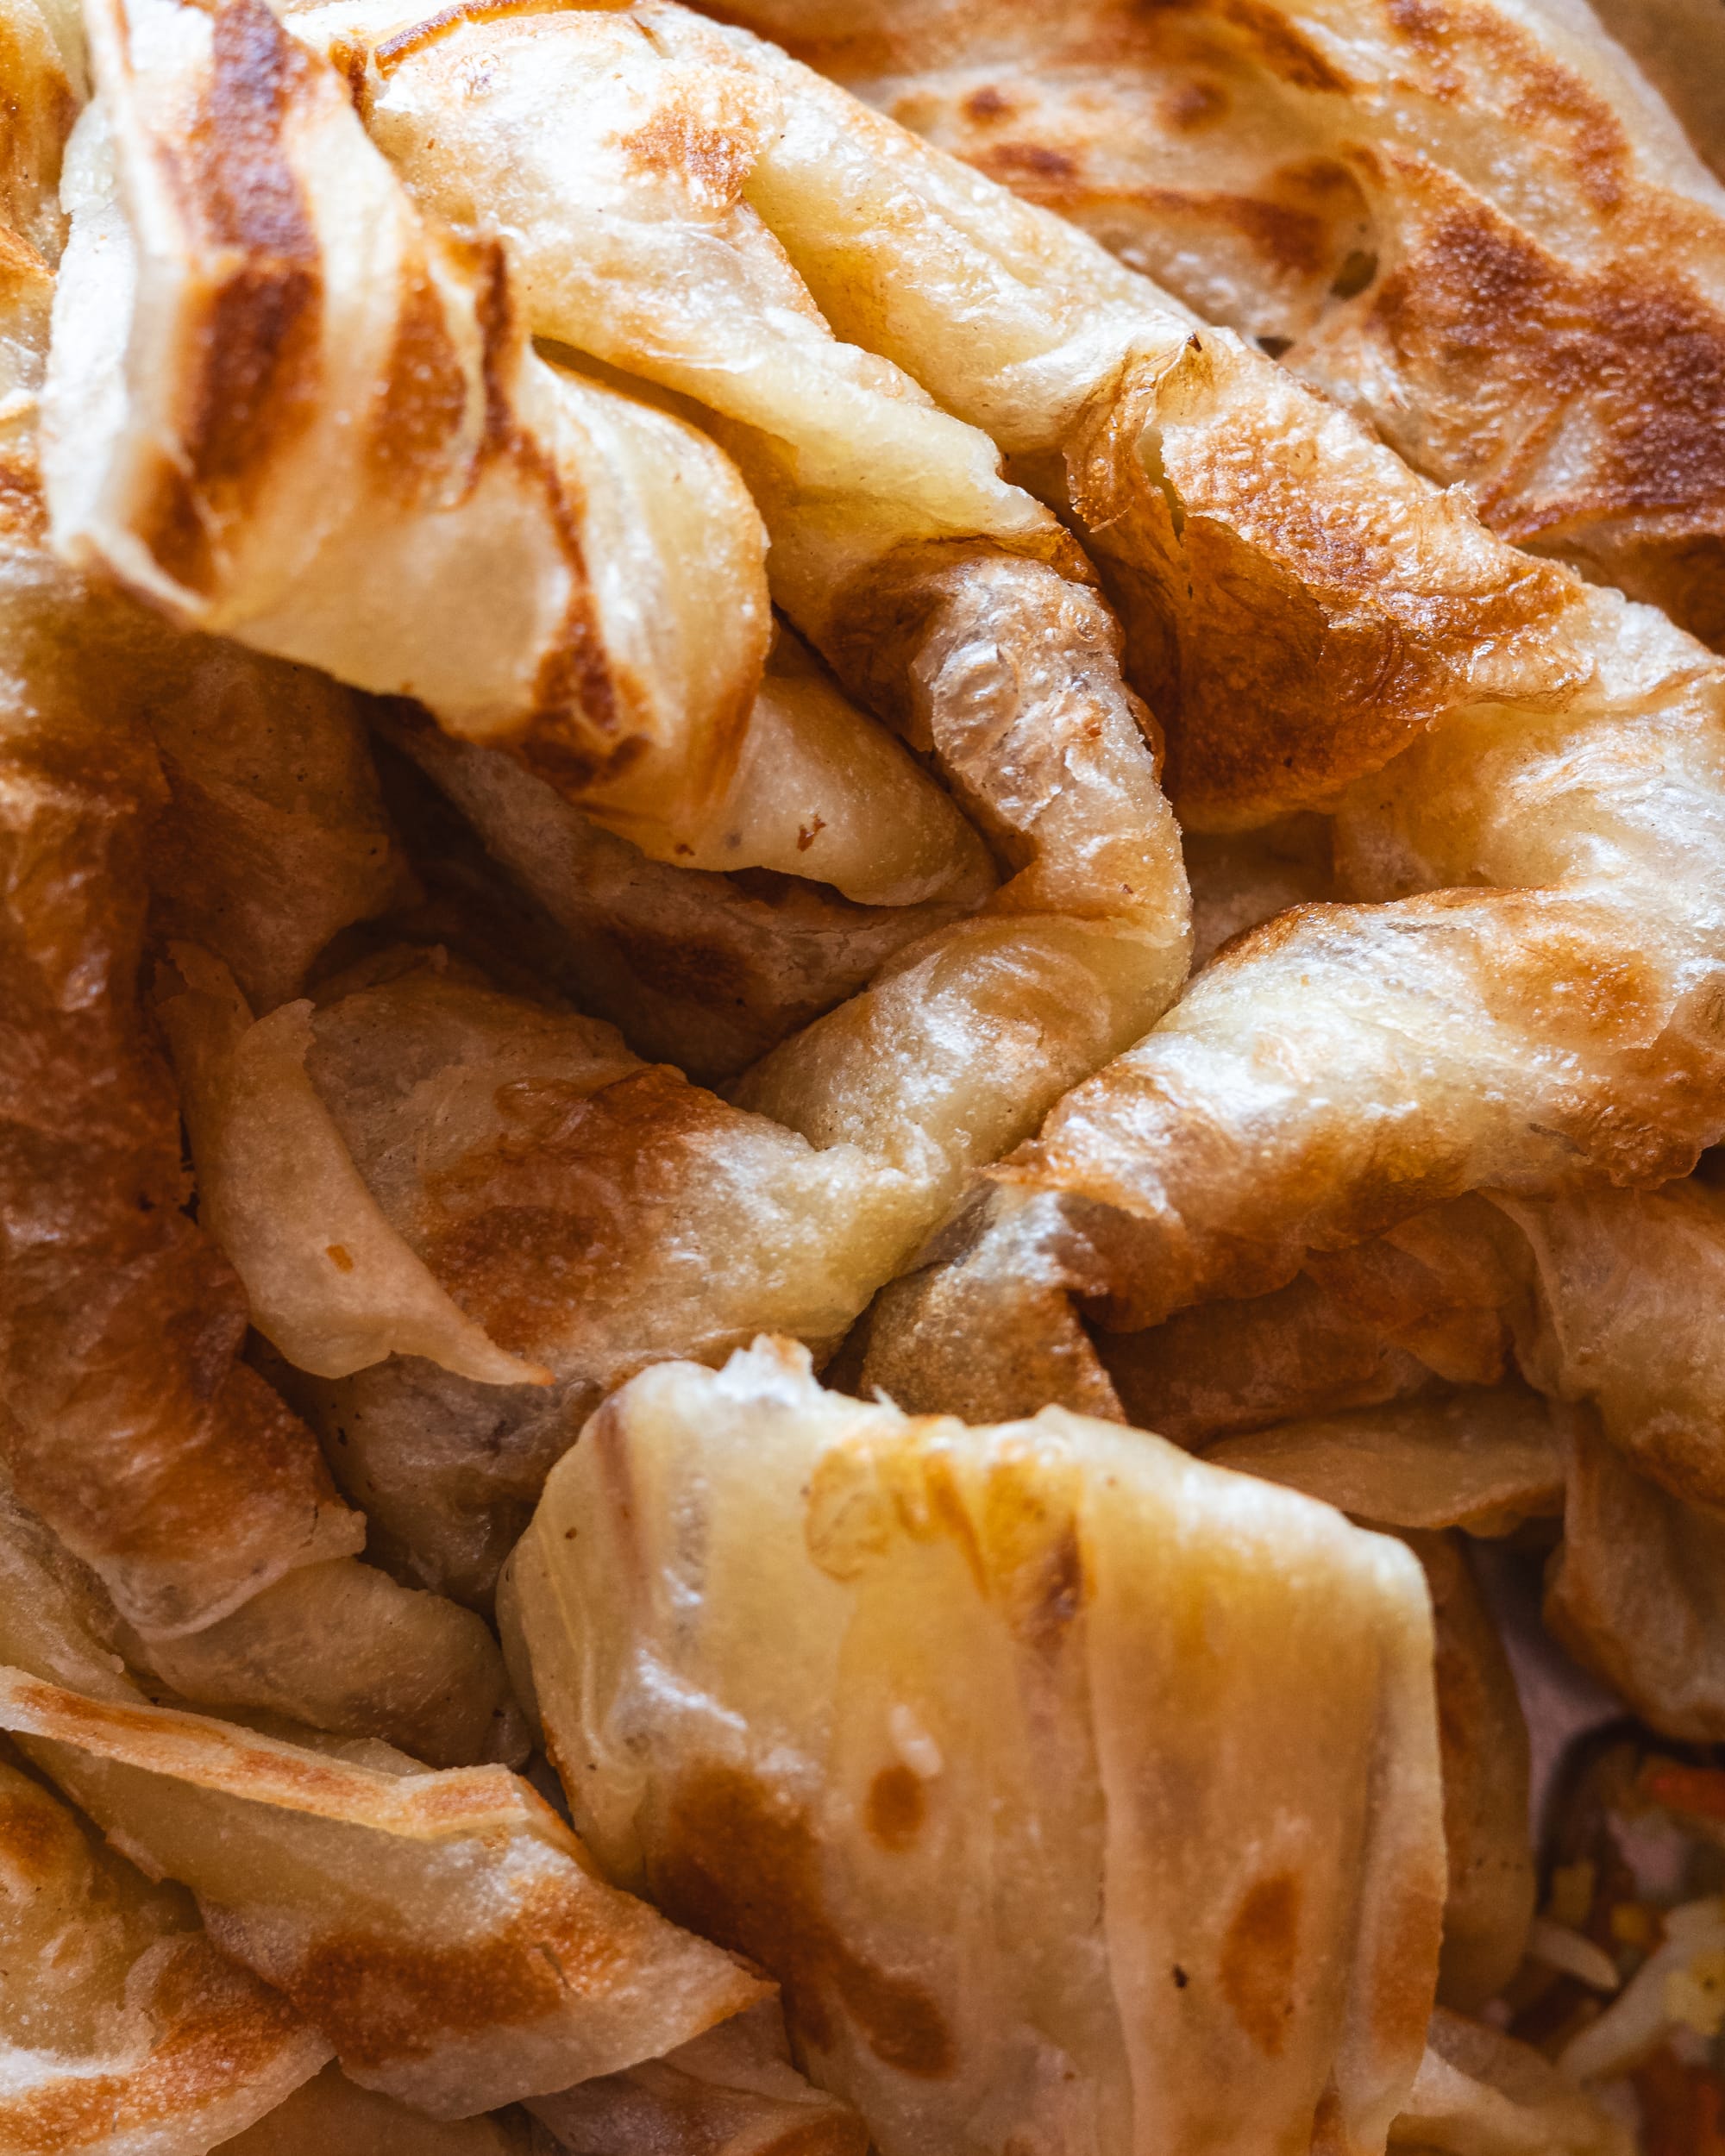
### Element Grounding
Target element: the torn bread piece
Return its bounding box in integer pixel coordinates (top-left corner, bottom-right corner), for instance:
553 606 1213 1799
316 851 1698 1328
501 1336 1445 2156
1204 1388 1565 1545
733 0 1725 651
0 1735 328 2156
118 1556 520 1771
259 950 925 1603
0 1669 766 2119
158 944 545 1388
44 0 775 862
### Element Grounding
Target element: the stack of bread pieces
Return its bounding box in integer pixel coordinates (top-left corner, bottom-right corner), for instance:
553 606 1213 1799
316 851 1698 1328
1 0 1722 2144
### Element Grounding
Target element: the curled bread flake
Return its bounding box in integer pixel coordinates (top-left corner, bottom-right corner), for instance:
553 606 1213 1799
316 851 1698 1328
876 593 1725 1407
1204 1388 1565 1543
0 1440 513 1786
120 1557 519 1771
1545 1402 1725 1742
274 952 925 1602
140 643 411 1014
1499 1175 1725 1517
158 944 548 1388
1397 1535 1534 2017
502 1336 1445 2156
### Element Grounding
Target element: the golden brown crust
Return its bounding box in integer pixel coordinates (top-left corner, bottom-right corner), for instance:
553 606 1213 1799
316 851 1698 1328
139 0 323 595
0 1739 326 2153
0 1935 316 2154
0 574 363 1637
1063 328 1590 826
753 0 1725 649
0 0 77 264
53 0 773 841
0 1669 767 2115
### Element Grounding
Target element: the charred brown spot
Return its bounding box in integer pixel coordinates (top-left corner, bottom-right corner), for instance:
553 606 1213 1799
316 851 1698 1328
1220 0 1351 91
325 33 371 115
1220 1871 1302 2054
1473 901 1662 1049
913 1453 988 1596
518 599 634 780
976 141 1079 189
143 0 322 594
367 270 470 500
1016 1526 1086 1650
962 85 1011 123
1369 201 1725 640
1499 50 1628 210
1384 0 1450 41
1061 331 1584 823
460 242 635 778
0 1936 309 2152
417 1067 746 1353
243 1871 636 2068
658 1763 954 2077
619 107 756 209
1197 192 1333 278
606 921 752 1006
0 1783 78 1882
1162 78 1229 130
865 1764 925 1852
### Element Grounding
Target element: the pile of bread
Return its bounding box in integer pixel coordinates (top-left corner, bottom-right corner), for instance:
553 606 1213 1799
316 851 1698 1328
2 0 1723 2145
